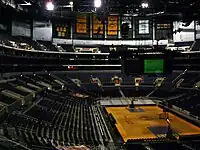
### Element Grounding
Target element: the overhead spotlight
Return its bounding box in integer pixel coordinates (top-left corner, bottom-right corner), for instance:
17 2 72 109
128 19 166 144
46 1 54 11
69 1 73 5
141 2 148 8
94 0 101 8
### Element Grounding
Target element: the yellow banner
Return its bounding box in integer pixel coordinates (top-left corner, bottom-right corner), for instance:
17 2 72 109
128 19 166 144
93 16 103 34
76 23 87 33
77 15 87 23
76 15 87 34
107 16 118 35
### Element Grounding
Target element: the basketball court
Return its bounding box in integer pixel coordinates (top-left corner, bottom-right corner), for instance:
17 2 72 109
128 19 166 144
106 106 200 142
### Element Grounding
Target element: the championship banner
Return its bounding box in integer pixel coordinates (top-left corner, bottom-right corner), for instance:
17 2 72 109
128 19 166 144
76 15 87 34
107 16 118 35
93 16 103 34
156 23 171 30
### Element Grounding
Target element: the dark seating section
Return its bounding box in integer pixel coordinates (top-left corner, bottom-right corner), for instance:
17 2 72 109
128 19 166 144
99 46 110 53
0 31 17 44
4 113 57 149
180 73 200 88
3 89 111 148
169 91 200 117
125 141 193 150
0 32 39 50
15 36 42 50
30 75 60 89
0 93 17 104
125 143 147 150
0 104 4 110
0 32 161 53
192 39 200 51
174 41 193 47
150 142 190 150
56 72 191 98
186 141 200 150
0 82 29 96
121 87 150 97
0 33 62 51
150 88 183 98
9 80 39 92
1 71 200 149
58 44 74 52
102 87 121 97
37 41 58 51
19 75 47 88
39 74 59 84
1 71 199 101
0 74 65 107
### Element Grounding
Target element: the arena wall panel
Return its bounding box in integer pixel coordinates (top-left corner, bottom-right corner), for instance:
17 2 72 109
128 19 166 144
33 21 52 41
12 21 31 37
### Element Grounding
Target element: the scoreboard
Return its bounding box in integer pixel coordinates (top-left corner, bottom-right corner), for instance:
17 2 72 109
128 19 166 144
116 51 173 76
52 23 70 39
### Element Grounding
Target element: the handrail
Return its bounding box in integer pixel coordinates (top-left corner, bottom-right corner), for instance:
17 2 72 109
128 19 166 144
0 137 31 150
191 40 196 50
2 42 200 56
0 44 110 55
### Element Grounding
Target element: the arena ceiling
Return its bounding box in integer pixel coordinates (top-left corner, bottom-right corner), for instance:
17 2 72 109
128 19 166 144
3 0 200 25
12 0 199 13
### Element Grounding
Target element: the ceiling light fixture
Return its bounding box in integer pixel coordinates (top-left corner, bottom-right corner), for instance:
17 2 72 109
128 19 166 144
94 0 101 8
141 2 148 8
69 1 73 5
46 1 54 11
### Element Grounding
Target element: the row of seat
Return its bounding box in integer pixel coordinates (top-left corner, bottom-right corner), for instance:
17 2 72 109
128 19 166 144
150 142 192 150
0 32 73 52
0 32 140 53
169 91 200 117
3 88 111 148
125 142 192 150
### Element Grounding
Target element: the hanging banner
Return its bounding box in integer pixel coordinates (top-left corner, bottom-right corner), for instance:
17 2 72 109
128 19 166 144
156 23 171 30
107 16 118 36
93 15 103 34
76 15 87 34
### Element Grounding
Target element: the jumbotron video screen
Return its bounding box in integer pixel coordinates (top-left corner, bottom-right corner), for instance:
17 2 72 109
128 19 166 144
123 52 172 76
144 59 164 74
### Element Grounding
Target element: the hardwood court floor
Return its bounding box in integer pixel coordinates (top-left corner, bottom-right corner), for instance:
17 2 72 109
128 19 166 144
106 106 200 142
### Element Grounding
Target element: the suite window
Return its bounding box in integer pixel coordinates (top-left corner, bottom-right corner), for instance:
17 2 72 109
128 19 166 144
139 20 149 34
